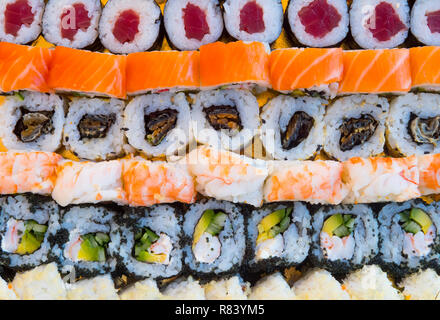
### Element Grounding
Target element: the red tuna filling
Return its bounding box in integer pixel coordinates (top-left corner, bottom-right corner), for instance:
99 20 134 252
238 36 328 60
239 1 265 34
4 0 35 36
298 0 341 39
367 2 406 42
426 10 440 34
113 9 140 44
182 3 210 41
60 3 91 41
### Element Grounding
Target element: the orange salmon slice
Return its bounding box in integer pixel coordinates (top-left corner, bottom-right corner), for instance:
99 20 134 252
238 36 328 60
410 46 440 89
339 49 411 94
0 42 52 93
48 46 126 99
269 48 343 92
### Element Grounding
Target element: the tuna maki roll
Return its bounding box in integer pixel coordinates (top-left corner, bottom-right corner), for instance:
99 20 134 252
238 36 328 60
411 0 440 46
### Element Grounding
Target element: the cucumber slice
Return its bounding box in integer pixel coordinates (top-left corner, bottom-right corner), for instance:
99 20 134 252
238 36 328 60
403 221 422 234
145 229 159 243
343 214 353 223
333 225 350 238
97 247 106 262
205 211 227 236
193 209 216 244
268 225 282 238
345 218 356 230
399 211 410 223
278 216 290 234
95 233 110 246
32 224 48 234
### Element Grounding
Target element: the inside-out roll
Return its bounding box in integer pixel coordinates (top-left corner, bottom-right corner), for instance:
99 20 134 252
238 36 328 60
324 95 389 161
260 95 325 160
0 92 65 152
411 0 440 46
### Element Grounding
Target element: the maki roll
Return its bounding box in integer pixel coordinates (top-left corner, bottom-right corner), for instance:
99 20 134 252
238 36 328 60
350 0 410 49
310 204 379 274
63 98 127 161
0 0 44 44
191 89 259 152
0 92 65 152
399 269 440 300
42 0 101 49
386 93 440 156
99 0 162 54
378 201 440 277
323 95 389 161
112 205 183 280
287 0 349 47
123 93 192 158
411 0 440 46
52 206 119 278
246 203 311 273
182 200 245 277
0 195 60 271
260 95 325 160
223 0 283 43
164 0 223 51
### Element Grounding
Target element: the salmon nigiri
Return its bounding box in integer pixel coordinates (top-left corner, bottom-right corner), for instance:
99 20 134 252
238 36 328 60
418 154 440 196
339 49 411 94
199 41 270 89
0 42 52 93
126 50 200 95
269 48 343 97
48 46 126 99
123 160 195 207
0 151 61 195
410 46 440 91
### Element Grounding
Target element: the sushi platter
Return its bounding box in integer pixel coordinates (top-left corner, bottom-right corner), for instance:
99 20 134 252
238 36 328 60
0 0 440 301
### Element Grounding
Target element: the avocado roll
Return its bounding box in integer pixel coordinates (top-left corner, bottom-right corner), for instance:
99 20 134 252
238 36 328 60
311 204 379 274
63 97 127 161
51 206 118 279
378 201 440 277
0 92 65 152
0 195 60 271
260 95 325 160
246 202 311 273
183 200 245 277
323 95 389 161
111 205 182 280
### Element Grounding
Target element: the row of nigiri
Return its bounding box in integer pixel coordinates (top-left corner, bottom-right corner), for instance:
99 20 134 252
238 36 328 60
2 40 440 99
2 263 439 300
2 146 440 207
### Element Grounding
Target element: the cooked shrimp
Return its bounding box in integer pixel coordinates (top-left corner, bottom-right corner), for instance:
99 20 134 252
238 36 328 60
403 225 436 257
192 232 222 264
64 235 82 262
255 234 284 260
149 233 173 265
1 219 25 253
320 232 355 261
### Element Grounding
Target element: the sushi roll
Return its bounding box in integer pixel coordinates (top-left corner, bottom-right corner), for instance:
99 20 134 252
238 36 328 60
411 0 440 46
260 95 326 160
378 201 440 277
0 92 65 152
123 93 192 158
323 95 389 161
399 269 440 300
0 195 60 271
246 203 311 273
191 89 260 152
0 0 44 44
350 0 410 49
162 276 206 300
63 98 127 161
66 274 119 300
203 276 250 300
386 93 440 156
112 205 183 280
410 46 440 92
287 0 349 47
310 204 379 274
42 0 101 49
51 206 119 278
99 0 162 54
223 0 283 43
248 272 295 300
119 278 163 300
164 0 223 51
182 200 245 277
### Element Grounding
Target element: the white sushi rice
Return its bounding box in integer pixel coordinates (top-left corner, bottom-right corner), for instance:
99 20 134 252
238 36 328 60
164 0 223 51
63 97 127 161
223 0 283 43
0 0 44 44
183 200 245 275
324 94 389 161
287 0 349 47
0 276 17 300
260 95 325 160
119 278 163 300
124 92 192 158
0 92 65 152
399 269 440 300
350 0 410 49
114 205 182 279
42 0 101 48
387 93 440 156
66 274 119 300
248 273 295 300
191 89 260 152
411 0 440 46
99 0 161 54
204 276 250 300
162 276 206 300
